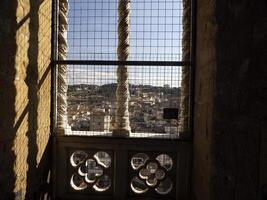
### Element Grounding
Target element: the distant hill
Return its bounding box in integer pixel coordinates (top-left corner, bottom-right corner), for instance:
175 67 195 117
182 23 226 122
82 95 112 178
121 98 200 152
68 83 180 97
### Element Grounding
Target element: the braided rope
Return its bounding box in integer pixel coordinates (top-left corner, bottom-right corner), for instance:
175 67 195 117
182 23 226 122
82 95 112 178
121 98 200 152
57 0 68 133
114 0 131 136
178 0 191 133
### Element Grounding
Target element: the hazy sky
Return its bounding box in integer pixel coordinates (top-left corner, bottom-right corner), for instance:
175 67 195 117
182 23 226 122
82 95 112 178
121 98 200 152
67 0 183 87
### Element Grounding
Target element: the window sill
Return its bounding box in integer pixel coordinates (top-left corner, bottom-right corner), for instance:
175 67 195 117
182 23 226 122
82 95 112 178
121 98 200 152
63 129 181 140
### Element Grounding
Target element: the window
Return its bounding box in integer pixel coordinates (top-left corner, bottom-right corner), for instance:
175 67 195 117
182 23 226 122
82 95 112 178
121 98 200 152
55 0 192 138
52 0 193 199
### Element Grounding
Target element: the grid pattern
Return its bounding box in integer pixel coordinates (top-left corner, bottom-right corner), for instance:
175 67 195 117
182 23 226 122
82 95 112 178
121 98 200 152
59 0 190 137
67 65 181 87
67 0 183 61
65 64 182 136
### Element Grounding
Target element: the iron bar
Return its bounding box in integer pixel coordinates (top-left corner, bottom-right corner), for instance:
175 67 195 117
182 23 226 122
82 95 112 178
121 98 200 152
54 60 190 66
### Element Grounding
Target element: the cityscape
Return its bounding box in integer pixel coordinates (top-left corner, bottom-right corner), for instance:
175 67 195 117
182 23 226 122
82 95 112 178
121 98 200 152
67 83 180 134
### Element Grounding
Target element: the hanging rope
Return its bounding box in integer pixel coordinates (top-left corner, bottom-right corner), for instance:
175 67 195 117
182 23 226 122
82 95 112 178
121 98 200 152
114 0 131 136
178 0 191 133
57 0 68 134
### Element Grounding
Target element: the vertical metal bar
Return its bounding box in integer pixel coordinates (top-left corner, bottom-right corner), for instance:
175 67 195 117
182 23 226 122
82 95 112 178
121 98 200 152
51 0 59 198
51 0 59 135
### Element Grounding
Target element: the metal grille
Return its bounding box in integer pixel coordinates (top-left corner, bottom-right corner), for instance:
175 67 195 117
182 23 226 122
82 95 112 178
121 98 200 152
65 64 183 137
58 0 191 138
67 0 184 61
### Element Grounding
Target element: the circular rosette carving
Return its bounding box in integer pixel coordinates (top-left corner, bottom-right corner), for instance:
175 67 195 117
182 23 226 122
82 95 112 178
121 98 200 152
70 174 87 191
155 169 165 180
70 151 112 192
131 153 173 195
94 151 112 168
131 153 149 170
156 154 173 171
131 176 148 194
93 175 111 192
70 151 88 167
155 177 173 195
139 162 165 187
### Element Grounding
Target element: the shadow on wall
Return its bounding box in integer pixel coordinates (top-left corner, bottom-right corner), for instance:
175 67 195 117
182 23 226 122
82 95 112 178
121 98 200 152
0 0 51 199
0 0 17 199
25 0 40 198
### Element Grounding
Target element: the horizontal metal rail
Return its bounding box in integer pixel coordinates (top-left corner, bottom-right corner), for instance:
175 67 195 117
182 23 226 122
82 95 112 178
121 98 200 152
54 60 191 66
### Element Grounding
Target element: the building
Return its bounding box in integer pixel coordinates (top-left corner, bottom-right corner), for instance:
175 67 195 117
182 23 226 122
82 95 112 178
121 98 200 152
90 109 110 132
0 0 266 200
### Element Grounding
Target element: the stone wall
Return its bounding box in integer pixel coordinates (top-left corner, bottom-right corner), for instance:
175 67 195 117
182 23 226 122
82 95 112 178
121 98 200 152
191 0 216 199
192 0 267 199
0 0 52 199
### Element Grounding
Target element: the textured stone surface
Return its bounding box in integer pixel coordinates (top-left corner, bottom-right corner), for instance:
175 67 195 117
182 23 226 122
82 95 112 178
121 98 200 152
192 0 216 199
193 0 267 199
0 0 52 199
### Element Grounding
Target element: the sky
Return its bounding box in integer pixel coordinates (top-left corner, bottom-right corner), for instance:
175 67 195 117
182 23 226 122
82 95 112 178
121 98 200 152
66 0 184 87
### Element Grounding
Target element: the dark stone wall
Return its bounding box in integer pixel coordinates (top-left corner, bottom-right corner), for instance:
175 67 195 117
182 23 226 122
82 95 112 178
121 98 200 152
193 0 267 199
213 0 267 199
192 0 216 199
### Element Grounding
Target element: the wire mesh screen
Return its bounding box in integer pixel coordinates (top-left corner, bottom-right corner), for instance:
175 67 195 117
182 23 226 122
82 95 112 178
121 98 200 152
58 0 191 138
67 0 184 61
64 64 182 138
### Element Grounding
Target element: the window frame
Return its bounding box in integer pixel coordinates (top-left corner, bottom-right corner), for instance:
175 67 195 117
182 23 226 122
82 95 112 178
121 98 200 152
51 0 196 140
51 0 196 198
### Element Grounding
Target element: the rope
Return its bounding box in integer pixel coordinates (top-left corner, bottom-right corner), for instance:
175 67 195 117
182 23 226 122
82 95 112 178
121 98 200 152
57 0 68 133
114 0 131 136
178 0 191 133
